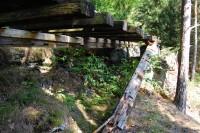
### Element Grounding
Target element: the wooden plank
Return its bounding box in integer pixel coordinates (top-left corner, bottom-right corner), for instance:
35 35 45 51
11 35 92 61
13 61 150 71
0 0 71 13
0 0 95 26
11 13 113 30
60 31 139 36
59 29 156 43
62 31 144 41
100 40 160 132
0 28 83 45
53 26 145 42
93 20 128 32
0 37 83 48
0 37 59 47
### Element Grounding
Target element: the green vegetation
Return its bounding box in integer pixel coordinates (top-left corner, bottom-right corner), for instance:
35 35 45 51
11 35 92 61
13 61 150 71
193 73 200 84
0 48 139 132
93 0 181 47
54 48 139 124
0 78 67 131
1 0 200 132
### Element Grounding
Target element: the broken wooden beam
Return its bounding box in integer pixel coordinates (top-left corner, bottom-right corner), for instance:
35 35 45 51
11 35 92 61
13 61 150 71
0 0 95 26
97 40 160 132
11 13 113 30
0 28 83 47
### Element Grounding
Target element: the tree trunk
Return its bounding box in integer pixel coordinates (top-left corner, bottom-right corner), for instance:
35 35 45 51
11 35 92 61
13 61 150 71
191 0 198 80
174 0 192 113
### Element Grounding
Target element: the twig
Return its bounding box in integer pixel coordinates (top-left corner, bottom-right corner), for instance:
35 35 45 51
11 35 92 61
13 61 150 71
93 115 114 133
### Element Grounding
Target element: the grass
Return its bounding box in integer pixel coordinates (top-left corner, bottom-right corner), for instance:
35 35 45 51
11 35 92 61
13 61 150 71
71 56 138 124
0 48 139 132
192 73 200 84
0 78 68 131
53 48 139 127
0 103 17 124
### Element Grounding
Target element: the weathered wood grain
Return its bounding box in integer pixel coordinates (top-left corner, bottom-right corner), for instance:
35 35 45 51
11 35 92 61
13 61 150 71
0 0 95 26
0 28 83 45
0 0 68 13
11 13 113 30
99 40 160 132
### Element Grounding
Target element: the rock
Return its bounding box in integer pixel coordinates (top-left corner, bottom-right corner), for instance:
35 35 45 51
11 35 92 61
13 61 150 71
0 47 53 65
127 46 140 58
154 50 178 98
110 48 127 63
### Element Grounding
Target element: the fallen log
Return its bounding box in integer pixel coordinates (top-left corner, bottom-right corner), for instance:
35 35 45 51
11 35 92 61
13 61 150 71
94 39 160 133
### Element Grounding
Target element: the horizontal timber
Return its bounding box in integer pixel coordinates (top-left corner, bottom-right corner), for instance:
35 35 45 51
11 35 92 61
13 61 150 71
11 13 113 30
0 0 95 26
59 31 144 41
0 37 85 48
0 0 73 13
0 28 83 45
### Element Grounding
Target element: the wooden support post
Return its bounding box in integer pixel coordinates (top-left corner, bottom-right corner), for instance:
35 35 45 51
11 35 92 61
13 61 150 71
94 40 160 133
84 37 114 48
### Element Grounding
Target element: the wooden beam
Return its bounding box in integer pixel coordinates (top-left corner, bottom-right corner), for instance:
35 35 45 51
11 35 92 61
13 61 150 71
0 37 83 48
50 25 145 42
0 38 59 47
0 0 71 13
61 31 144 41
93 20 128 32
101 40 160 132
0 28 83 45
11 13 113 30
0 0 95 26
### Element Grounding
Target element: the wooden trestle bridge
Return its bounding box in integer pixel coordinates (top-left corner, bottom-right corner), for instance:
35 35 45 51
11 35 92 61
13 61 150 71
0 0 160 132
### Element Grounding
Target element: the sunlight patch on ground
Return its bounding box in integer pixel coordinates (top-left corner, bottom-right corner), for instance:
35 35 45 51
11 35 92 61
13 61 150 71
68 116 83 133
75 100 97 126
22 106 43 123
41 86 54 96
92 104 108 112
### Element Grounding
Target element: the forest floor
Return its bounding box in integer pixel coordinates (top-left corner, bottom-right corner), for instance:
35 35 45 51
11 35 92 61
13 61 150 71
125 85 200 133
187 76 200 123
0 56 200 133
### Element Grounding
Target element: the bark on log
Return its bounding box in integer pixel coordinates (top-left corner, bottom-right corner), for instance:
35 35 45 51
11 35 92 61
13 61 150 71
97 40 160 133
